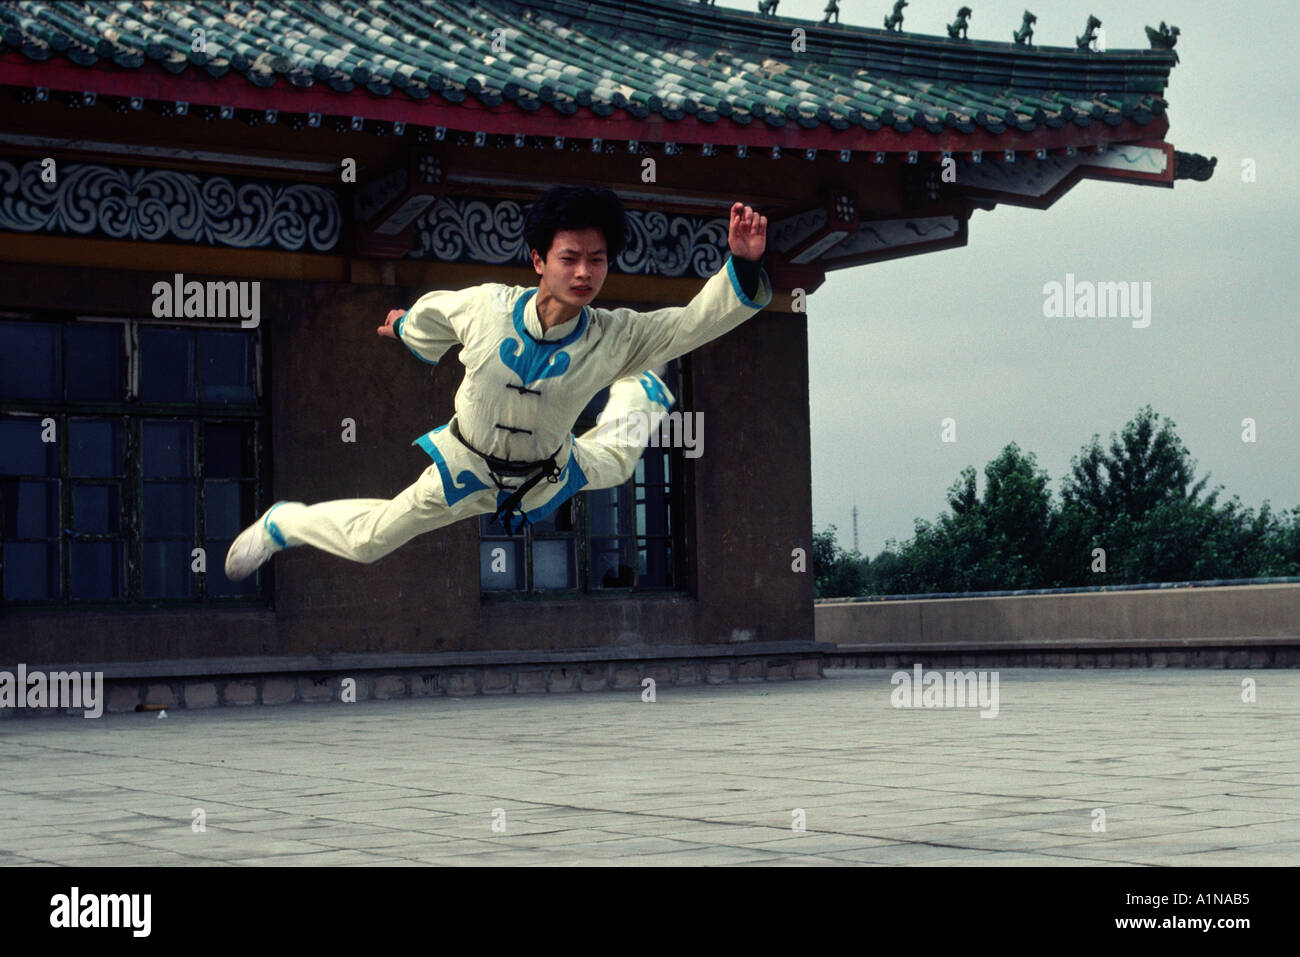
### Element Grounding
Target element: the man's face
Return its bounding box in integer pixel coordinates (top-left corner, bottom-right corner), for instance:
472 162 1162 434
531 227 608 312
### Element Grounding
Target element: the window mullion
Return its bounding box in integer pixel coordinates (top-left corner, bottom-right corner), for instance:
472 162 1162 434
59 412 70 602
196 420 206 601
59 320 70 602
126 414 141 601
124 320 141 602
576 495 589 592
677 441 692 592
621 480 635 583
128 320 140 400
524 525 534 591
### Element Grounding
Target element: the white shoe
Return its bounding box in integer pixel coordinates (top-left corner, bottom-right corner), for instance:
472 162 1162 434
224 503 291 581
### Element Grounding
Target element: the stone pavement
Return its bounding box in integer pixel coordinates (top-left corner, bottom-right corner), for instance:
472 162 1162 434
1 668 1298 866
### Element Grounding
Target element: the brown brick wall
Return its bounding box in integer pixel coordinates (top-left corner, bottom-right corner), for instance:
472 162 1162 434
0 262 815 664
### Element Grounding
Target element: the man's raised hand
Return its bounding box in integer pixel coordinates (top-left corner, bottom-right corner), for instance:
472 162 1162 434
728 202 767 261
378 308 404 339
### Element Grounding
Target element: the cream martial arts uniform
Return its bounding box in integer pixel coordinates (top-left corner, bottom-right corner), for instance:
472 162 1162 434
260 255 772 563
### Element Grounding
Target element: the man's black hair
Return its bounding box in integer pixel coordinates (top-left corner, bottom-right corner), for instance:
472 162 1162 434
523 185 627 263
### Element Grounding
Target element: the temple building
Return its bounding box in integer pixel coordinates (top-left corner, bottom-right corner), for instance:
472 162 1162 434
0 0 1212 702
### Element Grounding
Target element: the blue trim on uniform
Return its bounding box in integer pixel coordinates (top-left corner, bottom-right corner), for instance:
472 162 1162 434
522 450 589 525
497 289 587 387
263 501 291 549
396 311 439 365
726 255 773 310
637 372 674 410
413 425 490 505
491 447 590 530
515 288 588 347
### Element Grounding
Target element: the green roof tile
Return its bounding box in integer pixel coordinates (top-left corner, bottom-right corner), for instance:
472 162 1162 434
0 0 1178 143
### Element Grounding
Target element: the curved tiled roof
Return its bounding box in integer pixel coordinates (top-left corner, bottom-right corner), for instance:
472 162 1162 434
0 0 1176 138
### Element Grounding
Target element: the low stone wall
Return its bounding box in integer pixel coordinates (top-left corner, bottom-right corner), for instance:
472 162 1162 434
824 647 1294 670
817 582 1300 666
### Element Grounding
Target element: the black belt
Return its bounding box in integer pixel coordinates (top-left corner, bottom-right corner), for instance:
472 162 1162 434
450 418 563 534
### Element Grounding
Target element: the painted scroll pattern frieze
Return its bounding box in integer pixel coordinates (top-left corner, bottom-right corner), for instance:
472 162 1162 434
408 197 730 278
0 158 341 251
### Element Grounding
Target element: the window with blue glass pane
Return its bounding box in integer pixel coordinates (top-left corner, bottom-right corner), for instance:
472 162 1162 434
0 320 59 400
73 483 120 534
69 419 123 477
202 420 257 598
198 331 256 404
143 540 198 599
4 479 59 538
2 478 60 600
141 416 196 593
589 484 638 590
142 421 195 477
0 417 59 475
1 315 264 603
529 506 577 589
202 480 244 538
65 324 123 401
532 538 575 589
204 422 253 478
479 514 525 591
3 542 59 600
142 482 195 538
70 541 124 600
141 327 196 402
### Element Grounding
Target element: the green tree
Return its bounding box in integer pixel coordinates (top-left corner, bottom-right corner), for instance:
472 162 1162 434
1274 506 1300 576
812 524 869 598
859 406 1297 595
870 443 1054 593
1054 406 1214 584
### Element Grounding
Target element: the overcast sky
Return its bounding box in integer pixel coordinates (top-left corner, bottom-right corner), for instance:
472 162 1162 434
710 0 1298 556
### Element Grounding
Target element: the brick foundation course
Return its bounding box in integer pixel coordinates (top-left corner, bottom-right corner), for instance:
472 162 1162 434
9 652 826 717
12 643 1292 718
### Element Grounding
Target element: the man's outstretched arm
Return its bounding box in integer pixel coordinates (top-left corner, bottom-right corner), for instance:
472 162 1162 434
376 285 482 364
604 202 772 378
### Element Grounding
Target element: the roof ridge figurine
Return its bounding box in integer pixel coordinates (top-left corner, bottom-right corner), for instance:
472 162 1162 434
884 0 907 32
1146 21 1180 62
1077 14 1102 51
948 7 973 40
1014 10 1037 47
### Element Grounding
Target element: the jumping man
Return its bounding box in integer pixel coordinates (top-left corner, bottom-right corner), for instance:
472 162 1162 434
224 186 770 580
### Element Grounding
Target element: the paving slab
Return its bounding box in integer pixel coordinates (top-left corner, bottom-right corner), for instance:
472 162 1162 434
1 668 1297 866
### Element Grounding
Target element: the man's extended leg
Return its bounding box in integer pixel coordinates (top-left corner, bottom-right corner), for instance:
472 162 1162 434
224 463 495 579
570 369 676 491
501 369 676 531
227 373 677 578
